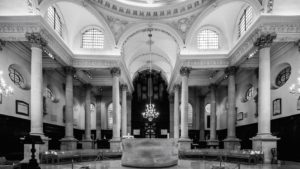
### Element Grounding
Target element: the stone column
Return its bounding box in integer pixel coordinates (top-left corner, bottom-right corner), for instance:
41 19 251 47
22 33 49 163
224 66 241 150
199 96 205 142
178 67 192 150
121 84 128 137
127 94 132 134
110 67 121 150
82 84 93 149
96 95 102 140
207 84 219 148
169 94 174 138
251 33 279 163
173 85 180 139
60 67 78 150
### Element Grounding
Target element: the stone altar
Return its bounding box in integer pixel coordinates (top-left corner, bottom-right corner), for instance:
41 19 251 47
121 139 178 168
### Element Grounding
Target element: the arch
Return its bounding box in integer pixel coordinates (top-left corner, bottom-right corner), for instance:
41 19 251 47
106 101 121 130
132 65 169 84
39 0 116 46
185 0 262 47
117 22 185 51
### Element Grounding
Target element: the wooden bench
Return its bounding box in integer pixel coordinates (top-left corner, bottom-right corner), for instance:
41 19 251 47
181 149 263 164
40 149 122 164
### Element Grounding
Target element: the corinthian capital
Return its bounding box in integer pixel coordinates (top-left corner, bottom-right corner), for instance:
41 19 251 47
64 66 76 75
0 39 5 51
25 32 47 48
254 33 276 49
180 67 191 77
110 67 121 77
225 66 238 76
121 84 128 91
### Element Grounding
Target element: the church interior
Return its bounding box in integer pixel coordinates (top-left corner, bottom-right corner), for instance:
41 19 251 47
0 0 300 168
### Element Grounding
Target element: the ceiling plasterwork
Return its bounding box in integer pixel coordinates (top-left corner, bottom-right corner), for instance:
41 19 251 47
169 14 198 42
89 0 215 19
106 15 130 43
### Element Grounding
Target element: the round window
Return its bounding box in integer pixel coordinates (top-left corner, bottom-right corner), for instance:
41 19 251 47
275 66 291 87
245 86 257 101
8 66 25 89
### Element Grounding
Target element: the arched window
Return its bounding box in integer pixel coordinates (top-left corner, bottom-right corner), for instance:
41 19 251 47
275 66 291 87
238 6 253 37
47 6 62 36
8 65 25 89
245 85 257 101
90 104 96 114
107 103 113 129
82 28 104 49
44 87 55 101
197 29 219 49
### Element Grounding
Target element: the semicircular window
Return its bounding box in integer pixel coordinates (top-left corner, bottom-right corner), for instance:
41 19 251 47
8 66 25 89
245 86 256 101
275 66 291 87
44 87 55 101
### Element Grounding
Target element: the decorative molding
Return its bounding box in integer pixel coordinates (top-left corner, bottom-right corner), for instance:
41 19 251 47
90 0 211 19
225 66 238 76
170 14 197 40
182 58 229 69
179 67 191 77
111 67 121 77
267 0 274 13
296 40 300 52
106 15 129 43
0 39 5 51
25 32 47 48
254 33 277 49
64 66 76 76
72 58 119 68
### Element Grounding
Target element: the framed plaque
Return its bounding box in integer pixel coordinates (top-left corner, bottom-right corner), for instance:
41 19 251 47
273 98 281 116
16 100 29 116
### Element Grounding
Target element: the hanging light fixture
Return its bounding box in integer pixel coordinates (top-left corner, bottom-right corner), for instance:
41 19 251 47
142 29 159 122
0 70 13 96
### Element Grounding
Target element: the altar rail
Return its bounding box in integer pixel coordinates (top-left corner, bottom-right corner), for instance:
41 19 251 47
181 149 264 164
40 149 122 164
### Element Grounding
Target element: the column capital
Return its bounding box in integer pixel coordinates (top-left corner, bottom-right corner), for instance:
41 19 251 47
25 32 47 48
110 67 121 77
254 33 276 49
209 84 218 91
296 39 300 52
225 66 238 76
180 67 191 77
173 84 180 91
83 83 93 90
121 84 128 91
168 94 174 102
64 66 76 75
0 39 6 51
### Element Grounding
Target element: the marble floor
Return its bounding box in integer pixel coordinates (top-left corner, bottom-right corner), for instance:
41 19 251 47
40 160 300 169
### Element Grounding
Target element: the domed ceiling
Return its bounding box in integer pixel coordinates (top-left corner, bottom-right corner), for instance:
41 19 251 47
115 0 187 7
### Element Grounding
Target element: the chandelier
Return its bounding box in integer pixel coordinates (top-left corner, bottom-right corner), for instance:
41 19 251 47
289 77 300 95
142 29 159 122
0 71 13 96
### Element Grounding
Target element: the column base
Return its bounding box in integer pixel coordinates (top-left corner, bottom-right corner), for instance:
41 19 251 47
60 137 78 150
82 139 93 149
110 138 121 151
22 135 50 163
206 140 219 149
178 138 192 151
250 134 280 163
223 137 241 150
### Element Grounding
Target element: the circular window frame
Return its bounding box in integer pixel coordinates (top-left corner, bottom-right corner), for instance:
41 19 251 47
8 64 30 90
272 63 292 90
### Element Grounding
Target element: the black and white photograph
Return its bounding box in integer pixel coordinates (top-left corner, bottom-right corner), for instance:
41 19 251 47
0 0 299 169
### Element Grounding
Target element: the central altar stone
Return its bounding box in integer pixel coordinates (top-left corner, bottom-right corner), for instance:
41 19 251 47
121 139 178 168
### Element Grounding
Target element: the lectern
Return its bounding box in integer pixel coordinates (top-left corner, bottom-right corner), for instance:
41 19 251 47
22 135 44 169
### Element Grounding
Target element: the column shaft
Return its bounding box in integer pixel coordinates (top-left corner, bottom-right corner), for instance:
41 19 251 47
30 46 43 135
227 68 237 138
96 95 102 140
121 85 127 137
180 75 189 139
65 68 74 138
112 69 121 140
210 86 217 141
174 86 179 139
84 85 92 140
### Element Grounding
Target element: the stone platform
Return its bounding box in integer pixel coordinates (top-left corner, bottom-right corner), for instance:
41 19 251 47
121 139 178 168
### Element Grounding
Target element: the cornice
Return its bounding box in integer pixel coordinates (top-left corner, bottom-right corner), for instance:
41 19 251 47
181 57 229 69
72 58 119 69
90 0 214 20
